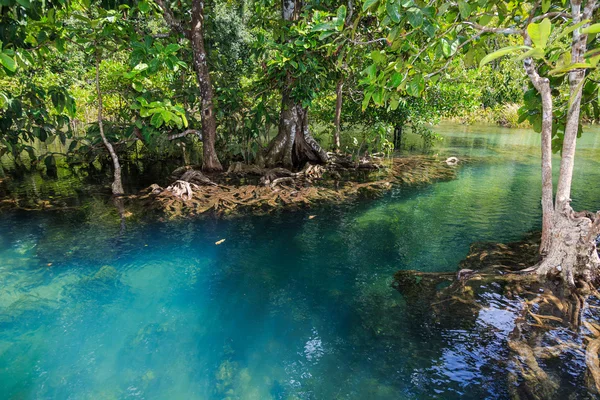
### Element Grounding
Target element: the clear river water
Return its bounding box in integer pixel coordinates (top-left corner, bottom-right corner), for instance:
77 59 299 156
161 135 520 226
1 124 600 399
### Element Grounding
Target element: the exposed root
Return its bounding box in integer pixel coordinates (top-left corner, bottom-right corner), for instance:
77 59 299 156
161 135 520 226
393 234 600 399
586 337 600 393
139 156 459 219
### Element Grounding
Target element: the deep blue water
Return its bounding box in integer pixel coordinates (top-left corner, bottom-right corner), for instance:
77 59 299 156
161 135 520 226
1 124 600 399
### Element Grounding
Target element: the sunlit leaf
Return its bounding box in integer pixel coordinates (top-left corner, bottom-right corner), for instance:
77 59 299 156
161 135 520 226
582 23 600 34
479 46 531 67
0 53 17 72
527 18 552 49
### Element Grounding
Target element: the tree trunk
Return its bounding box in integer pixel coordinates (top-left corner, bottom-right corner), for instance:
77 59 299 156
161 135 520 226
393 123 403 151
190 0 223 172
523 58 554 255
264 0 328 169
264 85 328 168
534 208 600 286
529 0 600 284
333 79 343 151
95 55 124 196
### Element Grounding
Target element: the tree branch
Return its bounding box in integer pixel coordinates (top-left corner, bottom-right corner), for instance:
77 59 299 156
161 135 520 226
168 129 202 141
155 0 190 39
463 21 521 35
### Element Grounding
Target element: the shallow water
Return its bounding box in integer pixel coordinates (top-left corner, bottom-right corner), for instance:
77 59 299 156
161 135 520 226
1 123 600 399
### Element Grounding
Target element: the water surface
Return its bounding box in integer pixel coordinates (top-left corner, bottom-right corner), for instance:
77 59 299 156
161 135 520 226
1 124 600 399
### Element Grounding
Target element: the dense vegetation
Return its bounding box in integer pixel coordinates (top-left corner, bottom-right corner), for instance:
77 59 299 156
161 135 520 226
0 0 538 175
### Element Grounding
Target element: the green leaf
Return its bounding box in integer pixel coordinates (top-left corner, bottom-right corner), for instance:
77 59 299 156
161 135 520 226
389 72 403 88
386 2 401 23
362 0 379 12
362 90 372 111
406 7 423 28
457 0 471 19
372 87 383 105
582 24 600 34
406 74 424 97
132 81 144 92
0 53 16 72
479 14 492 26
364 63 377 79
337 5 347 24
549 62 593 75
312 22 336 32
441 38 458 57
479 46 531 67
555 20 589 41
165 44 180 53
542 0 550 12
389 95 400 110
527 18 552 50
371 50 386 64
515 47 545 61
138 1 150 13
150 112 164 128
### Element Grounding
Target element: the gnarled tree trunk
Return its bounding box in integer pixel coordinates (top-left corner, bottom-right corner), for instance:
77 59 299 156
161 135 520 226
526 0 600 285
265 84 328 168
264 0 328 169
190 0 223 172
535 207 600 285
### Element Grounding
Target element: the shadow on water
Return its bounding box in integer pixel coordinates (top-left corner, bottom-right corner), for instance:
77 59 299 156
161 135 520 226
0 123 600 398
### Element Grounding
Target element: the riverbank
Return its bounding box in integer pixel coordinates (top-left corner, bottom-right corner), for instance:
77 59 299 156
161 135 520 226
0 155 462 218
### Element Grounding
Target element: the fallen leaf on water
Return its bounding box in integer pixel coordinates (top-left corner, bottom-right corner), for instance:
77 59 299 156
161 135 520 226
47 263 53 267
215 239 226 245
308 215 316 219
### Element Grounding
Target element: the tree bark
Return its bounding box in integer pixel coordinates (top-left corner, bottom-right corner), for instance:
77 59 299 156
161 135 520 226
190 0 223 172
156 0 223 172
265 84 328 168
529 0 600 284
264 0 328 168
554 0 595 209
95 55 124 196
522 54 554 255
333 79 343 151
393 123 403 151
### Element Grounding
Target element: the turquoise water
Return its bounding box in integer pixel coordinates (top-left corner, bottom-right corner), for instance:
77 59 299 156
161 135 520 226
1 124 600 399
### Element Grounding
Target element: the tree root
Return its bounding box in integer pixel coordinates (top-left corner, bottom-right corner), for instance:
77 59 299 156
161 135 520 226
138 156 459 219
393 234 600 399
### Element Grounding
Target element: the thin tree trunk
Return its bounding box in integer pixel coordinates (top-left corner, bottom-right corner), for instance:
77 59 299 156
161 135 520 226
333 79 343 151
95 55 124 196
522 57 554 254
554 0 594 209
190 0 223 172
393 123 403 151
530 0 600 284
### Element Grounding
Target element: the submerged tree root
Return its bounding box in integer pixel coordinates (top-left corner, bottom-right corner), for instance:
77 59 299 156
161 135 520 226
393 233 600 399
139 156 459 218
